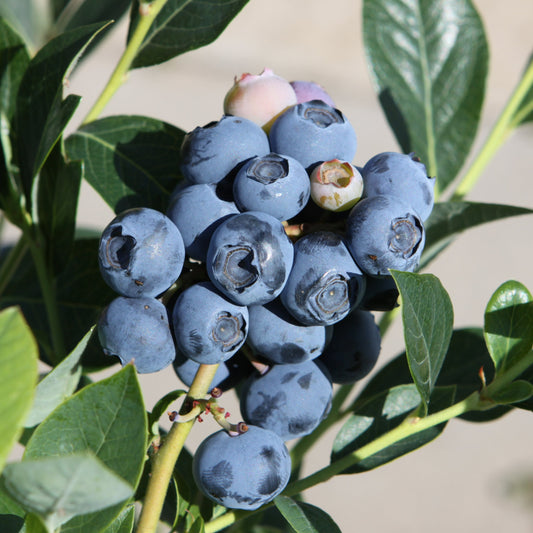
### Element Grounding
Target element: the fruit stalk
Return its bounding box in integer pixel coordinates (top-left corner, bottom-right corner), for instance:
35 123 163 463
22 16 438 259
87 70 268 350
135 363 220 533
82 0 169 125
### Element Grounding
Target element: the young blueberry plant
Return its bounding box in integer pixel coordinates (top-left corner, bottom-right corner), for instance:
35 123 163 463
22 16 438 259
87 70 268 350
0 1 532 533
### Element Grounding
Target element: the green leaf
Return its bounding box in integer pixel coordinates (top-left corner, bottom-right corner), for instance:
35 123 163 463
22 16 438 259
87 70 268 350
274 496 342 533
490 380 533 405
52 0 131 33
363 0 488 193
65 115 185 212
0 238 116 369
37 143 83 274
331 384 455 473
510 52 533 127
0 17 30 125
421 201 533 269
0 1 48 51
484 280 533 374
24 327 92 428
14 21 110 204
128 0 249 69
0 307 38 472
101 504 135 533
391 270 454 411
24 365 147 533
0 485 25 532
2 453 133 531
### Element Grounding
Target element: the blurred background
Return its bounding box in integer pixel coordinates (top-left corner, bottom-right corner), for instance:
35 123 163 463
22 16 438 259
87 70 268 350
5 0 533 531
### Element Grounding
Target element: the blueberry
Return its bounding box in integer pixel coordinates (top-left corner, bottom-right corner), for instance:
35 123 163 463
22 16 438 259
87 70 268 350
223 68 297 130
233 153 310 221
280 231 366 326
345 195 425 275
172 349 252 392
166 182 239 262
358 274 399 311
309 159 363 212
362 152 436 221
246 298 329 364
172 281 248 364
290 80 335 107
180 115 270 184
240 360 332 441
98 207 185 298
206 211 294 306
193 425 291 510
268 100 357 170
319 309 381 384
97 296 175 373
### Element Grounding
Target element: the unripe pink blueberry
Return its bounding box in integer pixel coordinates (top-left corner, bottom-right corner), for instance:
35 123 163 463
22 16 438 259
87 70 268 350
290 80 335 107
309 159 363 212
223 68 297 131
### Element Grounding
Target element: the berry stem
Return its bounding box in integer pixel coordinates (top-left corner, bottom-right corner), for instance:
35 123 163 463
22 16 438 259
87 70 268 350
81 0 169 125
451 57 533 201
135 363 220 533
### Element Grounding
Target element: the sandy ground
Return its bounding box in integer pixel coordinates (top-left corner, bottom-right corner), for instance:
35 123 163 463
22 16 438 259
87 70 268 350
4 1 533 531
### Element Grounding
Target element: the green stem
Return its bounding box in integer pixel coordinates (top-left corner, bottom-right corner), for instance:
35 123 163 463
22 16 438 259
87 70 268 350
451 58 533 201
0 236 28 297
82 0 169 125
135 363 219 533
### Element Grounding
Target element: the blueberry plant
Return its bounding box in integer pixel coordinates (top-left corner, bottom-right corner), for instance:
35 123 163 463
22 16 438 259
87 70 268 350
0 1 532 532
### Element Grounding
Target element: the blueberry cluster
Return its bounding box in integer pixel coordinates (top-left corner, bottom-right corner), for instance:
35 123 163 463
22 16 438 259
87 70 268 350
96 69 436 510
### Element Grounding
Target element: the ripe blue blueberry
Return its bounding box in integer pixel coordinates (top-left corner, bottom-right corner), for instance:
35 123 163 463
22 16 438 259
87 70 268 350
166 182 239 262
319 309 381 384
268 100 357 170
180 115 270 184
345 195 425 276
232 153 310 221
240 360 333 441
246 298 330 364
97 296 175 373
280 231 366 326
362 152 436 221
206 211 294 306
193 425 291 510
98 207 185 298
172 281 248 364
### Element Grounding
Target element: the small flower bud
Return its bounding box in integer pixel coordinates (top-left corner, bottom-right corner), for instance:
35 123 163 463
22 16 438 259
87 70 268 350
223 68 297 131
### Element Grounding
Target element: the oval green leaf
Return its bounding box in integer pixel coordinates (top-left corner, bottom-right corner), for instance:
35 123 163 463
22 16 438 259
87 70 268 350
391 271 454 411
274 495 341 533
363 0 488 193
0 17 29 125
0 307 38 472
24 328 93 428
14 21 111 202
2 453 133 531
65 115 185 212
484 280 533 374
23 365 147 533
421 201 533 269
128 0 249 69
